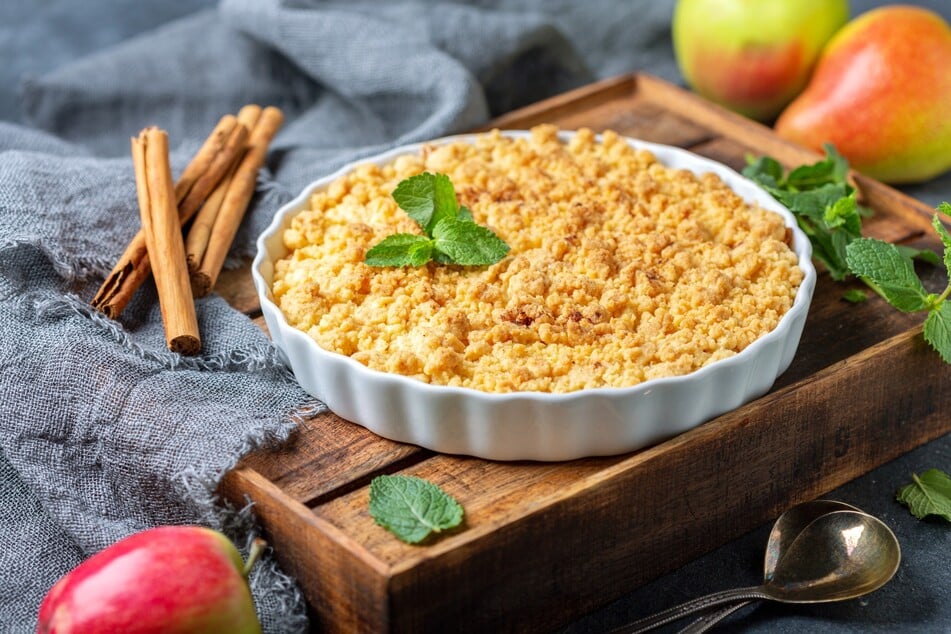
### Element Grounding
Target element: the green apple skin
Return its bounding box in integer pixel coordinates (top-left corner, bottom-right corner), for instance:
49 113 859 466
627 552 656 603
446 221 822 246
673 0 849 121
36 526 262 634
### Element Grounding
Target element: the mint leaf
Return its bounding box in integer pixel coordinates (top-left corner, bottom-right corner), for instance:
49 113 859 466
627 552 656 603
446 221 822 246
365 233 433 267
392 173 437 230
924 300 951 363
933 207 951 273
824 192 862 236
369 475 464 544
786 162 836 189
842 288 868 303
391 172 459 234
845 238 931 312
782 184 850 221
895 245 941 266
429 172 460 232
822 143 850 182
743 155 783 188
744 147 864 282
371 172 510 268
896 469 951 522
433 217 510 266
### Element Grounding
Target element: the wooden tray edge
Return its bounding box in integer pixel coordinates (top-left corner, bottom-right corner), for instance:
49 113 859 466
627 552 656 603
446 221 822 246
379 324 950 630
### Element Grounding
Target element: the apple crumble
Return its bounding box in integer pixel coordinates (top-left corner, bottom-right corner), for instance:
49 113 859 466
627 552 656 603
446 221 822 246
272 125 803 393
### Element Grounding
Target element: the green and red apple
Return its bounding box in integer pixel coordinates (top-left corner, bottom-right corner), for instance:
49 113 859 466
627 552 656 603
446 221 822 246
37 526 262 634
776 5 951 184
673 0 849 121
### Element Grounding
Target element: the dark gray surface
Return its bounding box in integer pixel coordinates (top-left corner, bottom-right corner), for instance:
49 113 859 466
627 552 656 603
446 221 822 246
1 1 948 632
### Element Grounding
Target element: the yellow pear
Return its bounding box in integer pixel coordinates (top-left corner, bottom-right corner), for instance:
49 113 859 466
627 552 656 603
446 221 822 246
776 5 951 184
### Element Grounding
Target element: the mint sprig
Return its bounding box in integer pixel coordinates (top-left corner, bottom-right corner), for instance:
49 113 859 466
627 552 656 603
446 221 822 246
745 149 949 363
845 205 951 362
369 474 464 544
743 146 937 281
744 145 860 281
896 468 951 523
365 172 509 267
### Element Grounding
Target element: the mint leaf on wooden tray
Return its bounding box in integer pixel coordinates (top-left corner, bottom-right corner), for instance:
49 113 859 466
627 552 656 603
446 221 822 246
842 288 868 304
924 301 951 364
369 474 464 544
366 172 509 268
896 469 951 523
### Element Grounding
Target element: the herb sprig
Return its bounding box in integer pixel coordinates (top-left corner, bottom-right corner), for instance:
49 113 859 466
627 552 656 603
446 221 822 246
744 146 938 280
744 149 950 363
743 145 861 280
845 204 951 362
365 172 509 267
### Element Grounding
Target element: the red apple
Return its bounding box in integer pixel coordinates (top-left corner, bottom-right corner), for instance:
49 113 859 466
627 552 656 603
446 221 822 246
673 0 849 121
37 526 262 634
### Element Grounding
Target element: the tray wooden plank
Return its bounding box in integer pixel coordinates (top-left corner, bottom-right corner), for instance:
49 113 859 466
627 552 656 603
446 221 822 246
218 73 951 632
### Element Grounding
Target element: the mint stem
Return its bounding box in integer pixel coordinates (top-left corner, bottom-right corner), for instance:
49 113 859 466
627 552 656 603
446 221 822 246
933 284 951 307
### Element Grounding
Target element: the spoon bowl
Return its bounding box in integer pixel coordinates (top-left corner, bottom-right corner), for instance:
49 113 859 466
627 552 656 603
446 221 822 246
765 510 901 603
682 499 862 633
764 499 861 580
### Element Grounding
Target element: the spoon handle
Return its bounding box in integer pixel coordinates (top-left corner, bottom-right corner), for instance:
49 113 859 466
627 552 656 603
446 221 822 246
611 587 770 634
677 601 754 634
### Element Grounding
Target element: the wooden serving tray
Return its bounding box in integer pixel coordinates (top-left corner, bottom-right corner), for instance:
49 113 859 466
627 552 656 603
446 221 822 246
217 73 951 632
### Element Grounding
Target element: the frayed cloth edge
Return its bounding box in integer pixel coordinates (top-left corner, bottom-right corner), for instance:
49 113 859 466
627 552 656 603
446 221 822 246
173 399 325 634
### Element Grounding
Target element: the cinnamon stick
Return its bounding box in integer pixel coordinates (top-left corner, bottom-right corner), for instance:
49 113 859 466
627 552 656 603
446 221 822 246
174 115 240 205
189 105 284 297
91 115 248 318
184 160 238 273
132 127 200 355
185 105 261 275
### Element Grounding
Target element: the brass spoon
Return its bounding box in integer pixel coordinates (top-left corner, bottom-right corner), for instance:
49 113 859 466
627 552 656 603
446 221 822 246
615 504 900 634
678 499 861 634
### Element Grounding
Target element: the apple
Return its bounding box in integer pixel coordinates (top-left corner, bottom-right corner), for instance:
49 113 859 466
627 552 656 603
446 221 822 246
775 5 951 184
673 0 849 121
37 526 263 634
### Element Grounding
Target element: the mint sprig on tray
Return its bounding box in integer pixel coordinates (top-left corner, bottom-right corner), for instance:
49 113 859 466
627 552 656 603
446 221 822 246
365 172 509 267
743 145 861 281
745 148 950 364
743 146 937 280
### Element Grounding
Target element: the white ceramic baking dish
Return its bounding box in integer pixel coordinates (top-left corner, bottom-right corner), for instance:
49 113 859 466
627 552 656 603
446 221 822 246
253 131 816 461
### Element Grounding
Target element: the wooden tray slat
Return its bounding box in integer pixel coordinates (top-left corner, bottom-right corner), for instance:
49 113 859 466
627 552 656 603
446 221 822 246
241 414 426 505
218 73 951 633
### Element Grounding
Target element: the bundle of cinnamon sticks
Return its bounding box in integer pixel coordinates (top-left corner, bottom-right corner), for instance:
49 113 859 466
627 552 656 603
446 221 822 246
91 105 284 355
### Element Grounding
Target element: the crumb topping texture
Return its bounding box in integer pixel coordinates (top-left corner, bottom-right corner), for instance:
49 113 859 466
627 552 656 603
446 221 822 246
273 126 803 393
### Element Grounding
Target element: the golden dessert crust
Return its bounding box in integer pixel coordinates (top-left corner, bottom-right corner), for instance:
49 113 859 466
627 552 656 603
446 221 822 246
272 125 803 393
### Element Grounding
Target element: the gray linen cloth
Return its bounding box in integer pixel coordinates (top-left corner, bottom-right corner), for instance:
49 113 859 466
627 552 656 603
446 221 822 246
0 1 677 631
